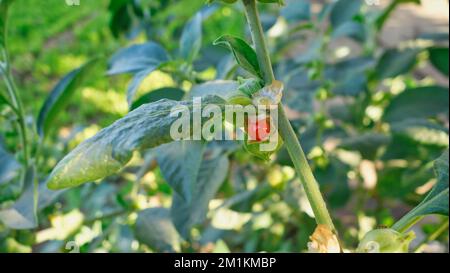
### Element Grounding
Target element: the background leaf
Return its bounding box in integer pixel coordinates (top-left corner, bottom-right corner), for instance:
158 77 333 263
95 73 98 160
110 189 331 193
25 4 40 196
428 47 449 76
0 167 37 229
0 140 21 185
383 86 449 123
214 35 261 78
107 42 169 106
131 87 185 111
329 0 362 28
37 59 100 138
179 12 203 63
135 208 181 252
375 48 421 79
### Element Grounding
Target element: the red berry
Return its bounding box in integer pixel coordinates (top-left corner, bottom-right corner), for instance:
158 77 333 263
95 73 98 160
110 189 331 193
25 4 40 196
246 116 271 142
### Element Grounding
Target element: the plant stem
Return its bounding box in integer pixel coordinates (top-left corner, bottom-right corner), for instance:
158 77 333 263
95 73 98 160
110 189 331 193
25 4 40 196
242 0 336 233
1 64 29 166
414 220 449 253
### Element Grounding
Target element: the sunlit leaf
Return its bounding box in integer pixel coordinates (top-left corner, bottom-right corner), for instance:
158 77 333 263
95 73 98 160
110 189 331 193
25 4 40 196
37 59 100 138
339 133 391 160
391 119 449 147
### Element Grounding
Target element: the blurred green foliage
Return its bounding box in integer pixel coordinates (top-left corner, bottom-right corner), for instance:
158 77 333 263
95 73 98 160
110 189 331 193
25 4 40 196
0 0 448 253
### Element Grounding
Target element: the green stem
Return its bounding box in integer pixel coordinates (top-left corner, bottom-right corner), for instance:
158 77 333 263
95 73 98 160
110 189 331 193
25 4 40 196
414 220 449 253
1 64 29 166
242 0 336 233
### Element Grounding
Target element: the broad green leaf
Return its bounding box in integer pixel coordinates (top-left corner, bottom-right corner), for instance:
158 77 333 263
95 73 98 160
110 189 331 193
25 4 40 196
179 12 202 63
428 47 449 76
126 66 158 106
37 59 100 138
325 57 374 96
214 35 262 78
131 87 185 111
156 141 230 238
189 80 239 100
0 0 14 48
375 48 421 79
339 133 391 160
46 95 226 190
391 119 449 147
107 42 168 75
107 42 169 106
135 208 181 253
171 148 229 238
0 141 21 186
329 0 362 28
0 167 37 229
383 86 449 123
155 141 206 202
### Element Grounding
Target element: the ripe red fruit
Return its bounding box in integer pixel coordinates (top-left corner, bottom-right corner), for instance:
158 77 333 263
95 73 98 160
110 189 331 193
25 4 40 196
246 116 271 142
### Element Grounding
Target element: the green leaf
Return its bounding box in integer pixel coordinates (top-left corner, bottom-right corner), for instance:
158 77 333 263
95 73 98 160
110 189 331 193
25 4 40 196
390 119 449 147
257 0 285 5
0 141 21 186
189 80 239 100
37 59 100 138
329 0 362 28
383 86 449 123
332 21 366 42
392 150 449 231
179 12 202 63
339 133 391 160
281 0 310 22
155 141 206 202
0 167 37 229
131 87 185 111
0 0 14 49
375 0 421 31
107 42 168 75
135 208 181 252
156 142 230 238
214 35 262 78
107 42 169 106
428 47 449 76
375 48 421 79
46 96 226 190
